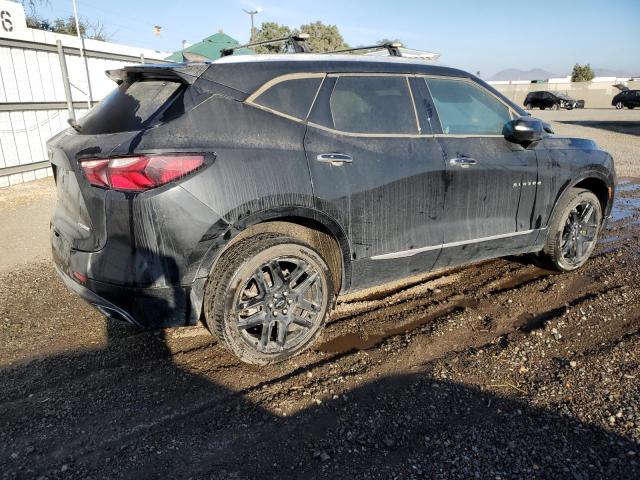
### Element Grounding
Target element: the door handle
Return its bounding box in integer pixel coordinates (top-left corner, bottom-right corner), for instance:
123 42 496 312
449 157 477 168
316 153 352 165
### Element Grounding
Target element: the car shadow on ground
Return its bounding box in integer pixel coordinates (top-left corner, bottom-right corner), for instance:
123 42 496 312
1 321 638 479
555 120 640 136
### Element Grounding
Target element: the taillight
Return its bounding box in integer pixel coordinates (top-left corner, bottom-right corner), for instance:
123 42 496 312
80 155 204 191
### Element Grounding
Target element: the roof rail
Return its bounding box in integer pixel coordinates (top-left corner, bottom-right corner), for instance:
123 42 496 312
323 42 403 57
221 34 311 57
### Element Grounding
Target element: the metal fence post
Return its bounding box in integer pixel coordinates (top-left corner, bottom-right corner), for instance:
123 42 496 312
56 40 76 122
140 53 145 64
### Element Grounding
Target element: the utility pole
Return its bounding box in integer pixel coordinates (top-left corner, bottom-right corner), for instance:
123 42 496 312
242 8 261 44
71 0 93 109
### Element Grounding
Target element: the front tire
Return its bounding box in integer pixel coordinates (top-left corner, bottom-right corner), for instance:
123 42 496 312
541 188 602 272
525 103 532 110
552 103 560 111
204 234 334 365
615 101 624 109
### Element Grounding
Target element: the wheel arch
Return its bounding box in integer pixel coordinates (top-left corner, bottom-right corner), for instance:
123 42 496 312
197 207 352 295
547 171 614 228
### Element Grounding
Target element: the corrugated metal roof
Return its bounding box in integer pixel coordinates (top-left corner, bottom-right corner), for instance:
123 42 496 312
165 32 251 62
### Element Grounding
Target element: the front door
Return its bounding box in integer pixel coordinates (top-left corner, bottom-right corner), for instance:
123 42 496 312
418 77 539 268
304 74 446 290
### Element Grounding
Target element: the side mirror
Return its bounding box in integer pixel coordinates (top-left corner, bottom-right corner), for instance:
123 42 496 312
503 117 546 144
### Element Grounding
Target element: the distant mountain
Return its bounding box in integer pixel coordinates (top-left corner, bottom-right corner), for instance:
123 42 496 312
593 68 637 78
488 68 559 81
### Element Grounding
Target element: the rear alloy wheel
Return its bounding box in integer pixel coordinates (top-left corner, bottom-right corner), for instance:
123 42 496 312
525 103 533 110
615 101 624 109
542 188 602 272
204 235 333 365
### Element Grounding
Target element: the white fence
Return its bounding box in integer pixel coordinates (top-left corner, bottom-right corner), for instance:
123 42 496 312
0 0 170 187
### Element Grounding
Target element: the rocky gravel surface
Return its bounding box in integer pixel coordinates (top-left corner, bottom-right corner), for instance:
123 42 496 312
0 181 639 478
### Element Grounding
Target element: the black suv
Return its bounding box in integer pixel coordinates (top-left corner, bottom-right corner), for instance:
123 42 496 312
612 89 640 109
524 91 581 110
49 55 615 364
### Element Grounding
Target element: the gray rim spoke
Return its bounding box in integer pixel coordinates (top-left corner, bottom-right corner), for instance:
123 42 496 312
252 272 270 296
294 272 318 295
237 311 267 330
293 315 313 329
298 298 320 313
267 261 285 288
276 320 287 348
238 297 265 311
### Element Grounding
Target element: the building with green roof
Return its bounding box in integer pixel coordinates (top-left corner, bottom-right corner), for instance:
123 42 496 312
165 31 252 62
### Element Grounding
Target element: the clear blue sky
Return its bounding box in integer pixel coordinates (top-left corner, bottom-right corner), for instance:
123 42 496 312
33 0 640 78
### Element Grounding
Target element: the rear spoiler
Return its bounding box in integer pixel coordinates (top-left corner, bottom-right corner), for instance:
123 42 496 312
105 63 209 85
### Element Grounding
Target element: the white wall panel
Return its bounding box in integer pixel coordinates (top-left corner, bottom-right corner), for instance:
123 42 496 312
10 48 32 101
0 112 19 168
0 47 19 102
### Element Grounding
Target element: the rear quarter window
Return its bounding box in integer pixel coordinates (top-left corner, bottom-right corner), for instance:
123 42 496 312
252 77 323 120
79 80 183 135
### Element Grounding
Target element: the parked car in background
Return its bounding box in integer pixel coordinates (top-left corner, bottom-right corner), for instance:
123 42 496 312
49 54 615 365
612 90 640 109
524 91 582 110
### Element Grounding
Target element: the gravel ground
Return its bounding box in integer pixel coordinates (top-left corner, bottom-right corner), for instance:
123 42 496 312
0 132 639 478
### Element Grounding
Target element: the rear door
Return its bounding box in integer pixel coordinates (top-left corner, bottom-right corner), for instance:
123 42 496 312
419 76 539 268
304 74 446 289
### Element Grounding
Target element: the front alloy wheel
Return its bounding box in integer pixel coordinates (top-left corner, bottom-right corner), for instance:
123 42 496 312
542 188 602 272
615 101 624 109
559 201 599 267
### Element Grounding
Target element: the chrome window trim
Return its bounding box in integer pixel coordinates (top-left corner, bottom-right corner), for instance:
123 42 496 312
245 72 520 137
370 229 543 260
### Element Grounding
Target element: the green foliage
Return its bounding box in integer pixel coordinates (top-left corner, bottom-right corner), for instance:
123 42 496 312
252 20 347 54
571 63 595 83
252 22 293 54
25 14 111 41
298 21 346 53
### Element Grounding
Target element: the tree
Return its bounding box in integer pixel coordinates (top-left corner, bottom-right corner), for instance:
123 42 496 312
571 63 595 83
252 22 293 54
25 13 112 41
298 21 346 53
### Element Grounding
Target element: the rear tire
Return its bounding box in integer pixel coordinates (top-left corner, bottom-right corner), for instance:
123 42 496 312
552 103 560 111
540 106 546 110
525 103 532 110
540 188 602 272
203 234 334 365
615 101 624 109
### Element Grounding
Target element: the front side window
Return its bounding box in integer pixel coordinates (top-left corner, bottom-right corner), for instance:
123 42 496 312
253 77 323 120
425 78 511 135
328 76 417 134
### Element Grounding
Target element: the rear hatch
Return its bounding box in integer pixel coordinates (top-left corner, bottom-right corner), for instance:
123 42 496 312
48 64 205 252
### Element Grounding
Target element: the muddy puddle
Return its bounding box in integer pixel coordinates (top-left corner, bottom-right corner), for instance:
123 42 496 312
318 296 479 353
611 178 640 222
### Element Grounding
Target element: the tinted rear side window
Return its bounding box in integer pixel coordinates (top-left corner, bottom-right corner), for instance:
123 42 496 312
425 78 511 135
253 77 323 120
79 80 182 135
329 76 417 134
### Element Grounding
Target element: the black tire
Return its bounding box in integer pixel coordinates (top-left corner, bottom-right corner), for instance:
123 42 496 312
615 102 624 110
203 234 334 365
540 106 546 110
628 106 635 110
541 188 602 272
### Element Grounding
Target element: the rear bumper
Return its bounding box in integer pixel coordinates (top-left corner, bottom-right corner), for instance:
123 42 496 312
53 262 206 329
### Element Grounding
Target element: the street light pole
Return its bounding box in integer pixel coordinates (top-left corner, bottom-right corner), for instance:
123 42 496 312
242 8 260 44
